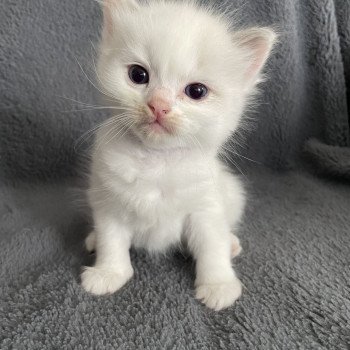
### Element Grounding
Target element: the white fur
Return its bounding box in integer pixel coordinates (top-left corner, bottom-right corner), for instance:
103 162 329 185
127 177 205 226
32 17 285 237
81 0 276 310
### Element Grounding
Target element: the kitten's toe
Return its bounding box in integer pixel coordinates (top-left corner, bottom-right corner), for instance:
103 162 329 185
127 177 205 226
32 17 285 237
81 266 133 295
231 235 242 258
195 277 242 311
85 231 96 253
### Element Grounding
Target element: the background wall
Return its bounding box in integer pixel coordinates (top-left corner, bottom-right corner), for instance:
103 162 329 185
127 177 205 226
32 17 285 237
0 0 349 181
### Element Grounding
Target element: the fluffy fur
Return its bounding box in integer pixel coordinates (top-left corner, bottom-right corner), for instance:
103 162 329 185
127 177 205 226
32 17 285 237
81 0 276 311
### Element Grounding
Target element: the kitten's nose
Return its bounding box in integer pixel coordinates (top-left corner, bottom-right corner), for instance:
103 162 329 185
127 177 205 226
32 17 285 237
147 95 171 120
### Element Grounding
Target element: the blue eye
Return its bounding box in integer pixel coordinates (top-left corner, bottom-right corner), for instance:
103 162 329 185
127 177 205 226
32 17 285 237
185 83 208 100
128 65 149 84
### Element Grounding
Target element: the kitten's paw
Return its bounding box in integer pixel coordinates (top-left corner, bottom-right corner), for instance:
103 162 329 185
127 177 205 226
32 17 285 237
231 235 242 258
195 277 242 311
85 231 96 253
81 266 133 295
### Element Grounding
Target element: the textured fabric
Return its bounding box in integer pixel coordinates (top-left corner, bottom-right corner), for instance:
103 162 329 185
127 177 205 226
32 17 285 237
1 0 350 349
304 139 350 181
1 170 350 349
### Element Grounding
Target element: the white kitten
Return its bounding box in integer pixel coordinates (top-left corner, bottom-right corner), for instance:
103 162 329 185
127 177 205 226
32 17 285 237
81 0 276 311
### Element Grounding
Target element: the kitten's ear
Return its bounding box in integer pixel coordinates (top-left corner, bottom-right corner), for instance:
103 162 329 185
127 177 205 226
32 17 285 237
102 0 140 36
233 28 277 88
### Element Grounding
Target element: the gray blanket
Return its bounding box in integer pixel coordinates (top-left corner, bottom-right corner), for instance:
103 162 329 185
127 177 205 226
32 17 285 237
1 0 349 349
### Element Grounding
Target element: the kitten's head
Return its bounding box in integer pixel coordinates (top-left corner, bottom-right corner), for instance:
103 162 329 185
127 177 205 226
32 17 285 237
97 0 276 150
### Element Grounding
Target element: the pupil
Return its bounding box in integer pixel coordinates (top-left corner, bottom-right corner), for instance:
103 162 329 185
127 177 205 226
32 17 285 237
191 86 203 98
129 65 149 84
133 69 145 82
185 83 207 100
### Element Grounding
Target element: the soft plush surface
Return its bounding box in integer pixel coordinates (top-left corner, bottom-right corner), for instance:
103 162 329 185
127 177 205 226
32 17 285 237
1 0 350 349
1 169 349 349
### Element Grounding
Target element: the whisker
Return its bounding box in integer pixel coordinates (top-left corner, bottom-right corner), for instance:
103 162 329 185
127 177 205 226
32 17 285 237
220 151 247 178
95 118 134 150
57 95 96 107
74 114 131 151
61 106 129 113
220 137 260 165
74 55 118 102
222 148 261 165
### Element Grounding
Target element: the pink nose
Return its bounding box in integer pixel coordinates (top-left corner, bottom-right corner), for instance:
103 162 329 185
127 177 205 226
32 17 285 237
147 96 171 120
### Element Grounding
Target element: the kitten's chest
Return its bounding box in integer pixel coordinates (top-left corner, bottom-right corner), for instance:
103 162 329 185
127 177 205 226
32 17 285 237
117 152 210 218
102 149 214 216
135 153 207 195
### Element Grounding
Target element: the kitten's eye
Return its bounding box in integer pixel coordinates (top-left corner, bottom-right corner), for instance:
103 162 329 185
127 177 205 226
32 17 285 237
185 83 208 100
128 65 149 84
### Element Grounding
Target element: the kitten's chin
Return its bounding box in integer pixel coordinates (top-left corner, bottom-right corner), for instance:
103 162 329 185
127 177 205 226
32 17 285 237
146 121 171 134
130 124 184 150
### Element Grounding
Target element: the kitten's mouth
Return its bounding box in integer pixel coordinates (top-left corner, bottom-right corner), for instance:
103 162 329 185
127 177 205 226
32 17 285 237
147 120 170 133
138 108 177 136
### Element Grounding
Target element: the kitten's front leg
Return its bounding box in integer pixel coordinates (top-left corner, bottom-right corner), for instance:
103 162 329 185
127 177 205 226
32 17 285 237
81 212 133 295
188 210 242 311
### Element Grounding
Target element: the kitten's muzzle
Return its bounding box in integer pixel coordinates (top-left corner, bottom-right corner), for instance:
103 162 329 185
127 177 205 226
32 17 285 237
147 95 171 123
